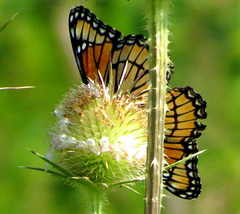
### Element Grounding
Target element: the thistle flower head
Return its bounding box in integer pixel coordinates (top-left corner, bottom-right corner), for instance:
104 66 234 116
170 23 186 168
49 83 148 184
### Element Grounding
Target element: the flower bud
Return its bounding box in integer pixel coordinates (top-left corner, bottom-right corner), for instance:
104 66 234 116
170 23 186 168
49 83 148 184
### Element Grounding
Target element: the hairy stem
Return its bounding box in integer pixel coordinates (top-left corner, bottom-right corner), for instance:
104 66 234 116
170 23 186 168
145 0 170 213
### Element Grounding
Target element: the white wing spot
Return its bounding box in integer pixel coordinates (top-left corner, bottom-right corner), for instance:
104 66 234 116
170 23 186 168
127 39 134 45
197 108 203 116
163 171 170 177
187 162 193 169
77 45 81 53
70 28 75 38
186 191 193 195
87 15 91 21
109 31 115 38
188 90 194 98
69 15 74 23
82 42 87 50
189 171 194 177
195 99 201 106
117 43 124 49
179 194 187 198
93 21 98 28
75 12 79 18
100 27 106 34
188 144 193 150
139 39 145 46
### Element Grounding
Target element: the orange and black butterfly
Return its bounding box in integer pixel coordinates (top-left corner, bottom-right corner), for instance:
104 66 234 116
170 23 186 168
69 6 207 199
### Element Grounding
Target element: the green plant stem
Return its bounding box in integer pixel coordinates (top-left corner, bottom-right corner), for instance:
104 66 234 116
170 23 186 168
145 0 170 213
92 188 103 214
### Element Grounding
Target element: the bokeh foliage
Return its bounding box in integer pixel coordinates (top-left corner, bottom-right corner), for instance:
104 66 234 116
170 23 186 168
0 0 239 213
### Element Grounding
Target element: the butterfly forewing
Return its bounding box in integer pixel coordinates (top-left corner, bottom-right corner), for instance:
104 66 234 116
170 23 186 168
69 6 121 84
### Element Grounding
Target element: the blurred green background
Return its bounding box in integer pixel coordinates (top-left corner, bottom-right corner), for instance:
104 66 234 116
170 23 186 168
1 0 239 213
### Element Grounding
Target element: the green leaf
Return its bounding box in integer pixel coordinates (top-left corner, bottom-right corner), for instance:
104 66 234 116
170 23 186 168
24 151 102 190
164 150 207 171
30 150 74 177
0 13 18 34
19 166 67 178
0 86 35 90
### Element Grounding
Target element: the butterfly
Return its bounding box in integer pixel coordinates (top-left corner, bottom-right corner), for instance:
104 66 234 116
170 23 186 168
68 5 207 199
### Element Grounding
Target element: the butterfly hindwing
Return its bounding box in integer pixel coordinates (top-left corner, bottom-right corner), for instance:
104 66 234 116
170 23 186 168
164 87 207 199
165 86 206 144
112 35 149 95
163 150 201 199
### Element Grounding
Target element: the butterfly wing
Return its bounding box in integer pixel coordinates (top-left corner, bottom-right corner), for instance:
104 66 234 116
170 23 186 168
69 6 149 95
164 86 207 199
111 35 149 95
69 6 121 85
